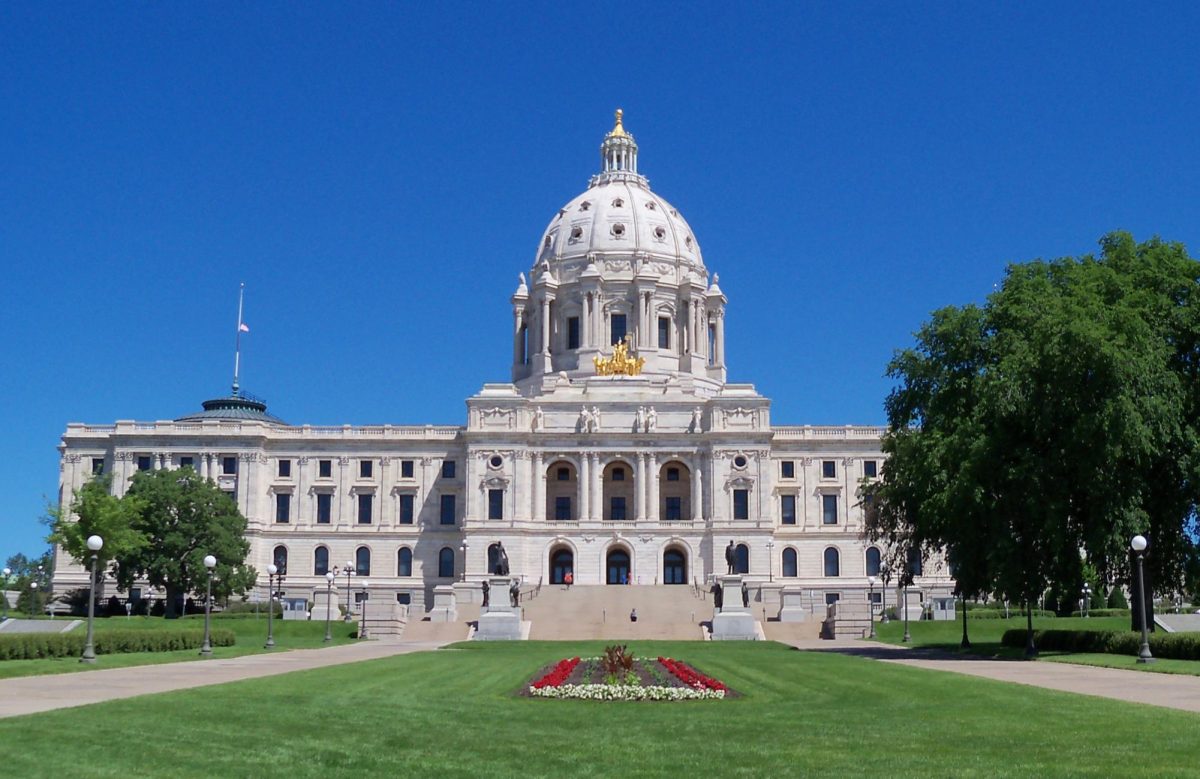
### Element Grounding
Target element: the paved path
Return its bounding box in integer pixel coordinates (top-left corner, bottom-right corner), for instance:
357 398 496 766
0 618 81 634
0 640 448 719
783 639 1200 714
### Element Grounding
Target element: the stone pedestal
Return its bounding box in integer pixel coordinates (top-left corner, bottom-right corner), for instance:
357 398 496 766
474 576 522 640
778 585 809 623
711 575 757 640
428 584 458 623
310 586 341 623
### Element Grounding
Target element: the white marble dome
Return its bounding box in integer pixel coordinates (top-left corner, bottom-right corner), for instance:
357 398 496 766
533 110 705 274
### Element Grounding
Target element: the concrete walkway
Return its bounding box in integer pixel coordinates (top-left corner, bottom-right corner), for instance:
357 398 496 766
0 639 448 719
784 639 1200 715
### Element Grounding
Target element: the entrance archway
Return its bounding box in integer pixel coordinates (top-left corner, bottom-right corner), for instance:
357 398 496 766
606 548 631 584
550 547 574 584
663 547 687 585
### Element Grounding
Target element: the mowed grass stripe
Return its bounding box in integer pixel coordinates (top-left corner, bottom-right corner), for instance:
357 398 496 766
0 641 1196 778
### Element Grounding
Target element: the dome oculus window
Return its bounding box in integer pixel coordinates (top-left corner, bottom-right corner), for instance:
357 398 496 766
733 455 748 469
645 201 656 210
653 226 666 241
612 198 624 207
685 235 693 249
570 226 583 241
489 455 503 469
543 235 552 247
579 201 591 212
611 223 626 238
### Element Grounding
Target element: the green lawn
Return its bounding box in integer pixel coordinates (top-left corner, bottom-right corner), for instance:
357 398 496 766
0 615 359 679
0 640 1197 777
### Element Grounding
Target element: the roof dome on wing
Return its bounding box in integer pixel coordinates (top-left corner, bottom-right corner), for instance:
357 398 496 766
176 390 286 425
533 110 704 274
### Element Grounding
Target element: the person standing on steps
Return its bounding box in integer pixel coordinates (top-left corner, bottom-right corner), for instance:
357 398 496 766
630 608 638 623
564 571 573 589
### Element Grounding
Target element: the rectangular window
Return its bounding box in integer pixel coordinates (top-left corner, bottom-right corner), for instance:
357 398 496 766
179 456 194 470
440 494 456 525
442 460 456 479
555 496 572 520
864 460 878 478
868 591 882 605
665 496 682 521
318 459 332 478
822 460 836 479
708 324 716 365
567 316 580 349
666 467 680 482
278 459 291 478
557 467 570 481
398 494 414 524
781 494 796 525
611 468 625 481
488 488 504 520
358 493 373 524
825 593 841 606
359 460 373 479
92 458 105 475
275 493 290 524
137 456 152 471
610 497 626 521
781 460 795 479
316 493 332 524
610 313 627 345
658 316 670 349
733 489 749 520
222 456 237 475
401 460 414 478
822 494 838 525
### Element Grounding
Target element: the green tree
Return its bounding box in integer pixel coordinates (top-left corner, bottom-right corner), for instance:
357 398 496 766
116 468 256 618
48 473 147 576
5 550 54 616
865 233 1200 654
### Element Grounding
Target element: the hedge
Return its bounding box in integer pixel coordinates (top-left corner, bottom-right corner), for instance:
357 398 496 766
968 609 1056 620
1067 609 1130 618
0 628 236 661
1001 629 1200 661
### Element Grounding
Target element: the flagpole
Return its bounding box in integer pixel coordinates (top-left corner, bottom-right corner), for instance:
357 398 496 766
233 283 245 396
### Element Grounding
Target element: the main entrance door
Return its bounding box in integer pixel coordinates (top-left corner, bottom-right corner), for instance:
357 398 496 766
550 549 574 584
663 548 687 584
606 549 630 585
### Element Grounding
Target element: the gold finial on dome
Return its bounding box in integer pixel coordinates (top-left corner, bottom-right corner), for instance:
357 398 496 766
608 108 628 138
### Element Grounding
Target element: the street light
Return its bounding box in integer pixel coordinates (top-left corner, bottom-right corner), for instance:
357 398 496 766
1 567 10 621
880 564 891 624
1131 535 1154 664
359 580 370 640
30 581 39 618
343 560 355 622
766 539 775 582
265 563 278 649
1082 583 1091 618
81 535 104 663
960 590 971 649
323 571 335 642
901 581 911 643
867 576 877 638
200 554 217 657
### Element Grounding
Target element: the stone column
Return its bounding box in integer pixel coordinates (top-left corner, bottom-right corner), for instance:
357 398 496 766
590 453 602 521
634 453 646 521
338 457 350 526
647 453 659 522
533 452 545 521
541 297 552 356
578 454 589 522
200 453 210 480
512 307 524 365
716 312 726 365
691 454 704 521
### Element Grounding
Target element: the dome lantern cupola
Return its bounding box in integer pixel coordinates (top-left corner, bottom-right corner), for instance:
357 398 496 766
590 109 647 188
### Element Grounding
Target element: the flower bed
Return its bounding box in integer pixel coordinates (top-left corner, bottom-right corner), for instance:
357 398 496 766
527 646 729 701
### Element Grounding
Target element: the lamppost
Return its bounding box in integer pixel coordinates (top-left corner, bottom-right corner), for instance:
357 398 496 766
30 581 38 618
1082 583 1091 618
1 567 10 621
460 540 468 582
880 564 891 624
264 563 277 649
867 576 877 638
81 535 104 663
359 580 370 640
200 554 217 657
1131 535 1154 664
766 539 775 582
901 582 911 643
960 590 971 649
323 571 335 642
343 560 355 622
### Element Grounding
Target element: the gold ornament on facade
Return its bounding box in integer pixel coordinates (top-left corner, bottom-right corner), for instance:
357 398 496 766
607 108 628 138
594 335 645 376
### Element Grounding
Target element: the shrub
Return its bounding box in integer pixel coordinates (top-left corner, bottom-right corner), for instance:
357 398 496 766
0 628 235 660
1107 589 1129 609
1068 609 1129 618
223 600 282 616
1001 629 1200 661
969 609 1055 620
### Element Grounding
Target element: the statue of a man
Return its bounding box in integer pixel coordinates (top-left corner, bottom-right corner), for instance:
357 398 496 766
725 540 736 574
635 406 646 432
590 406 601 432
494 542 510 577
509 578 520 608
646 406 657 432
532 406 543 431
481 581 489 608
711 581 723 610
691 407 703 433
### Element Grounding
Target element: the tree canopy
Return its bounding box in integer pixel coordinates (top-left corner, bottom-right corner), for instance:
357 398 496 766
48 473 146 575
865 233 1200 615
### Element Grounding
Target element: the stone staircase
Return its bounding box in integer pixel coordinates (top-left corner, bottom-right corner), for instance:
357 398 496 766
524 584 708 640
398 602 480 643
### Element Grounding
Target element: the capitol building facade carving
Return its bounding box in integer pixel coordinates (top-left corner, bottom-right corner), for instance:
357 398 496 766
53 112 947 615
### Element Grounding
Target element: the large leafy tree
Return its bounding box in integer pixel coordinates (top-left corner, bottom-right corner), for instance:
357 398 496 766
116 468 256 618
866 233 1200 651
48 474 147 576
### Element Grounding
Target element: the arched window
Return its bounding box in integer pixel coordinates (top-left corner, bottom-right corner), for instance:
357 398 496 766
438 547 455 578
272 545 288 575
355 546 371 576
397 547 413 577
866 547 881 577
823 547 840 577
313 546 329 576
782 547 798 578
663 548 687 585
735 543 749 574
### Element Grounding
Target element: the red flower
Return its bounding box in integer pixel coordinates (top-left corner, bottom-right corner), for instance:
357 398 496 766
531 657 581 689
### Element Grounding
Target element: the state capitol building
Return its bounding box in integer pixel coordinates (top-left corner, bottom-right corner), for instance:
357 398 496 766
53 112 946 620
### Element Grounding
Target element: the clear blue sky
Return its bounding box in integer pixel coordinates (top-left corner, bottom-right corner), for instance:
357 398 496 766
3 3 1198 560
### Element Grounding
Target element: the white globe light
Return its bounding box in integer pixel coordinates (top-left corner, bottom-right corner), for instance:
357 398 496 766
267 564 278 575
325 572 335 582
346 561 354 570
204 555 217 569
1131 535 1148 552
362 580 370 588
31 582 38 589
87 535 104 552
868 576 877 586
3 567 11 576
